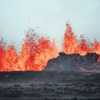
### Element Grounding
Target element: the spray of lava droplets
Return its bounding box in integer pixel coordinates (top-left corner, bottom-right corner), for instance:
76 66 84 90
62 23 100 59
0 23 100 72
0 29 59 71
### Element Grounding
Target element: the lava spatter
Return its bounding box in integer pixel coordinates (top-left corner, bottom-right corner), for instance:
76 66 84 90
62 23 100 56
0 30 59 71
0 24 100 72
62 24 91 55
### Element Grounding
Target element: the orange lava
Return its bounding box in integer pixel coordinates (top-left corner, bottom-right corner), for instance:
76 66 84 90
0 23 100 72
62 24 100 56
0 30 59 71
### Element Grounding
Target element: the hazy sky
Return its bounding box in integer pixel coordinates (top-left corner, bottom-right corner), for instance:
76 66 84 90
0 0 100 51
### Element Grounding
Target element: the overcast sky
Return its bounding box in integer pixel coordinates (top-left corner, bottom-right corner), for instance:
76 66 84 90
0 0 100 51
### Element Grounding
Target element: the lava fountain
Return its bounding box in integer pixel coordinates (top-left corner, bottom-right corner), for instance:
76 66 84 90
62 23 100 61
0 23 100 72
0 29 59 71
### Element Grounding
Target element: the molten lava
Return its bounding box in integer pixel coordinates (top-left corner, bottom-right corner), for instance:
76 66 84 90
0 30 59 71
62 24 100 56
0 23 100 72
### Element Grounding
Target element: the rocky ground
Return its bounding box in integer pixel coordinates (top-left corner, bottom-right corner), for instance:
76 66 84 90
0 71 100 99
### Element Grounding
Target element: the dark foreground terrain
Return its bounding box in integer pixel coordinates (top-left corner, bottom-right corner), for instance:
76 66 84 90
0 71 100 99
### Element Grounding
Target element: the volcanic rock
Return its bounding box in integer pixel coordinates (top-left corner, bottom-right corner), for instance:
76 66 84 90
45 53 100 72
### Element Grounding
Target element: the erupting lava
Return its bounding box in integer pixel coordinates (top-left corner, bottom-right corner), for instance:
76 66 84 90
0 30 59 71
0 23 100 72
63 24 100 61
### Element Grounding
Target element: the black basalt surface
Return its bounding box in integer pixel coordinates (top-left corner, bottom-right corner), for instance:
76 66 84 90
0 71 100 99
45 53 100 71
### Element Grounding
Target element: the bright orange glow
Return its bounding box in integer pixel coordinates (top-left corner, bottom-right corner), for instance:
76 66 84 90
0 23 100 72
0 30 59 71
62 24 100 56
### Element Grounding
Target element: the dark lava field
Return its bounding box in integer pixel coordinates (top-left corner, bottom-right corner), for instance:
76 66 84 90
0 71 100 99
